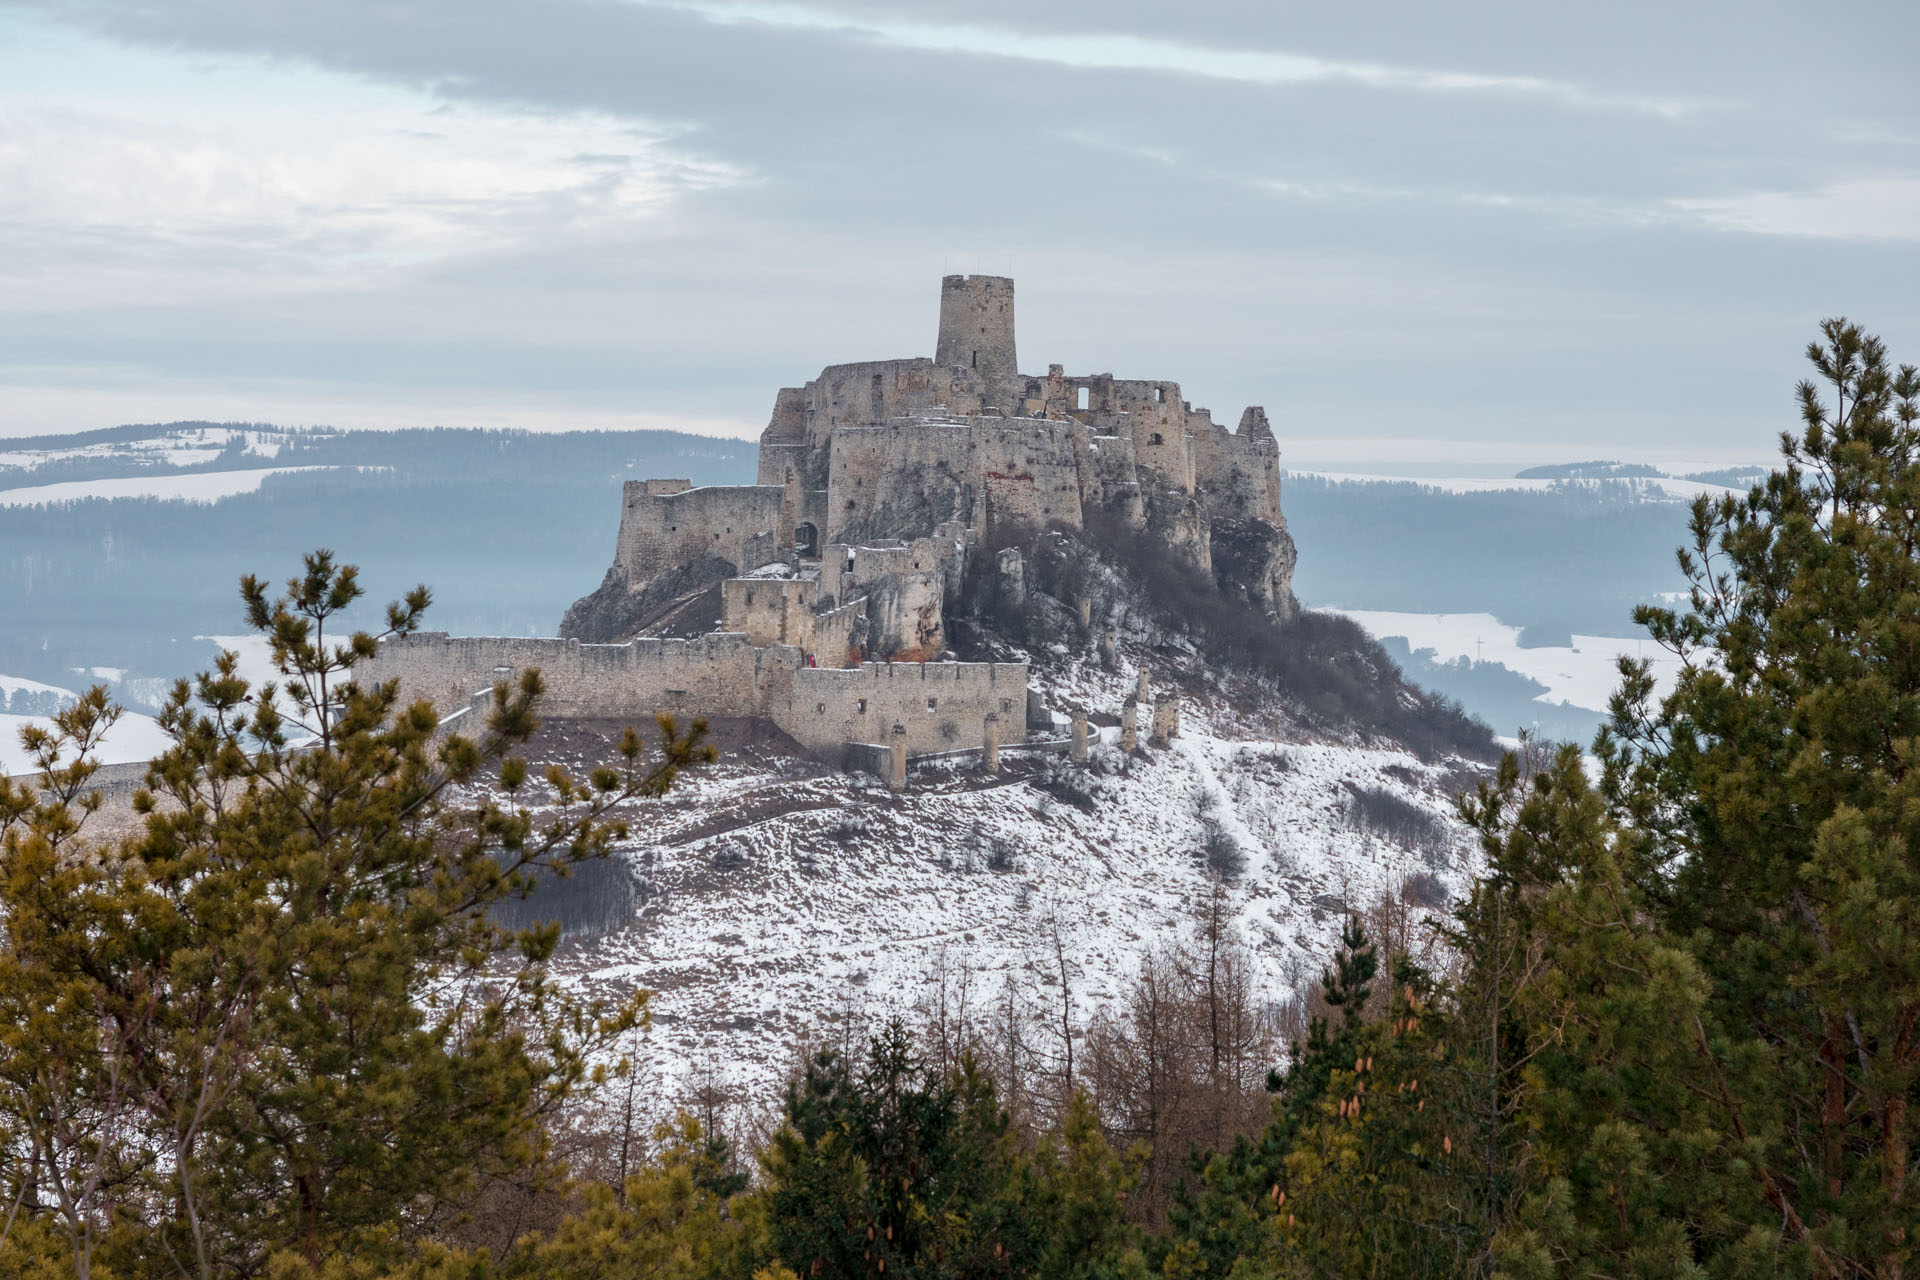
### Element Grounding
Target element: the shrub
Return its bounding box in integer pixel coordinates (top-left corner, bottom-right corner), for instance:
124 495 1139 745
1343 786 1448 850
1202 821 1246 879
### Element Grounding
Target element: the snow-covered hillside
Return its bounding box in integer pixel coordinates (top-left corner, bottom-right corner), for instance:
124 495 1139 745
527 659 1485 1101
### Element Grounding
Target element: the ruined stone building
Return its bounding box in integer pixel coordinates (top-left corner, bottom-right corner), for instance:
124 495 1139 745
363 276 1295 773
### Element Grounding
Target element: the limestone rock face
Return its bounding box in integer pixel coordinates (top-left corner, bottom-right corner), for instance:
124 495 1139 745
559 556 737 643
1140 485 1214 578
1209 517 1300 620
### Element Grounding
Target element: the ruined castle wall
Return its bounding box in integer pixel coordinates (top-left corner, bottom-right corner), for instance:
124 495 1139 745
360 631 796 722
1079 432 1147 526
970 418 1086 531
779 659 1028 756
1051 372 1115 423
813 597 868 667
822 534 961 600
1102 379 1195 494
1188 411 1282 524
756 440 812 489
817 530 968 658
825 424 979 541
614 484 785 584
721 579 817 650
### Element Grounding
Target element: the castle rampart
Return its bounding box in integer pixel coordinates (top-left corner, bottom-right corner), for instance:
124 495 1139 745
721 578 819 653
782 659 1027 756
361 631 1026 763
362 631 789 722
613 483 786 585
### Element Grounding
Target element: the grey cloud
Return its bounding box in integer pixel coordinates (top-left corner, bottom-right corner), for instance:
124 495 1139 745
2 0 1916 456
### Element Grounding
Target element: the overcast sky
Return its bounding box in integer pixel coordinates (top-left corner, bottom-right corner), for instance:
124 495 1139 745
1 0 1915 469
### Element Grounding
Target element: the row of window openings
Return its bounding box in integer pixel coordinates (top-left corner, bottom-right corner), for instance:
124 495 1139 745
814 697 1016 716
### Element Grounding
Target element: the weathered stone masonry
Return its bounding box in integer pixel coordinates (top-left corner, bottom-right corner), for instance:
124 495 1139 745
362 631 1024 759
364 276 1279 776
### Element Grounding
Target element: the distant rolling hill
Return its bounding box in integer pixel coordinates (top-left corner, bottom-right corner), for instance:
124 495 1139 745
0 422 757 700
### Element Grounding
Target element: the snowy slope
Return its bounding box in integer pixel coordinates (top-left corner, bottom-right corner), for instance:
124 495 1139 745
533 661 1484 1100
0 465 353 506
0 425 302 474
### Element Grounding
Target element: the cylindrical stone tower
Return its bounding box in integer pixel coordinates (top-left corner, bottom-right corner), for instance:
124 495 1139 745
935 275 1017 397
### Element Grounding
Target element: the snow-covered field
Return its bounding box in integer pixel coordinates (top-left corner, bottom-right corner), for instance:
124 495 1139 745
1330 609 1683 713
0 465 344 507
0 426 300 473
0 672 78 699
0 708 173 777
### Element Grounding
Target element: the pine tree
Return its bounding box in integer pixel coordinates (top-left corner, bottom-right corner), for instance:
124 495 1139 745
760 1020 1045 1279
1598 321 1920 1276
0 552 713 1277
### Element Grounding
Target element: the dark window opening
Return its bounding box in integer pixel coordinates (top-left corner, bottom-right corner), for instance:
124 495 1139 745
1151 432 1164 445
857 698 867 714
971 350 978 368
926 697 938 712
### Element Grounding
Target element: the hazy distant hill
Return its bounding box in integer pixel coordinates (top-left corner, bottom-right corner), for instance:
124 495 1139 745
1282 472 1697 638
0 423 756 695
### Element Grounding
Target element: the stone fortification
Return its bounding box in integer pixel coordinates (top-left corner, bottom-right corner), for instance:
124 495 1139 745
561 483 785 642
740 275 1297 615
934 274 1018 406
359 630 1025 761
364 275 1295 784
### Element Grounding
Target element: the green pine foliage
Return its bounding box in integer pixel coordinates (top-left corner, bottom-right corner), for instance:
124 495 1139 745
0 552 714 1278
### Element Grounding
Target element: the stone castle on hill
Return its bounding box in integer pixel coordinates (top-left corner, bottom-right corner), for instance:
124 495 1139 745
364 276 1297 779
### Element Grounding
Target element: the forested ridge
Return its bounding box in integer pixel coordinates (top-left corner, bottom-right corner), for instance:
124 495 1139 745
0 428 758 687
3 323 1919 1277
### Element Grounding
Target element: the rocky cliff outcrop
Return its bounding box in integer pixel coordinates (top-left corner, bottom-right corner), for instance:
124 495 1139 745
559 556 737 643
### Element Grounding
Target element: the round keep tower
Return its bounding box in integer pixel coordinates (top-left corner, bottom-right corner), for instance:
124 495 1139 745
935 275 1018 404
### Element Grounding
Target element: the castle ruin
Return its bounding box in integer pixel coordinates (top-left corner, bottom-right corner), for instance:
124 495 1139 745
364 276 1295 772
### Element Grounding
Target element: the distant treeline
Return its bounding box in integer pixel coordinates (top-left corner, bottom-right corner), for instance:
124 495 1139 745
0 422 756 488
0 428 756 692
1282 473 1692 636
